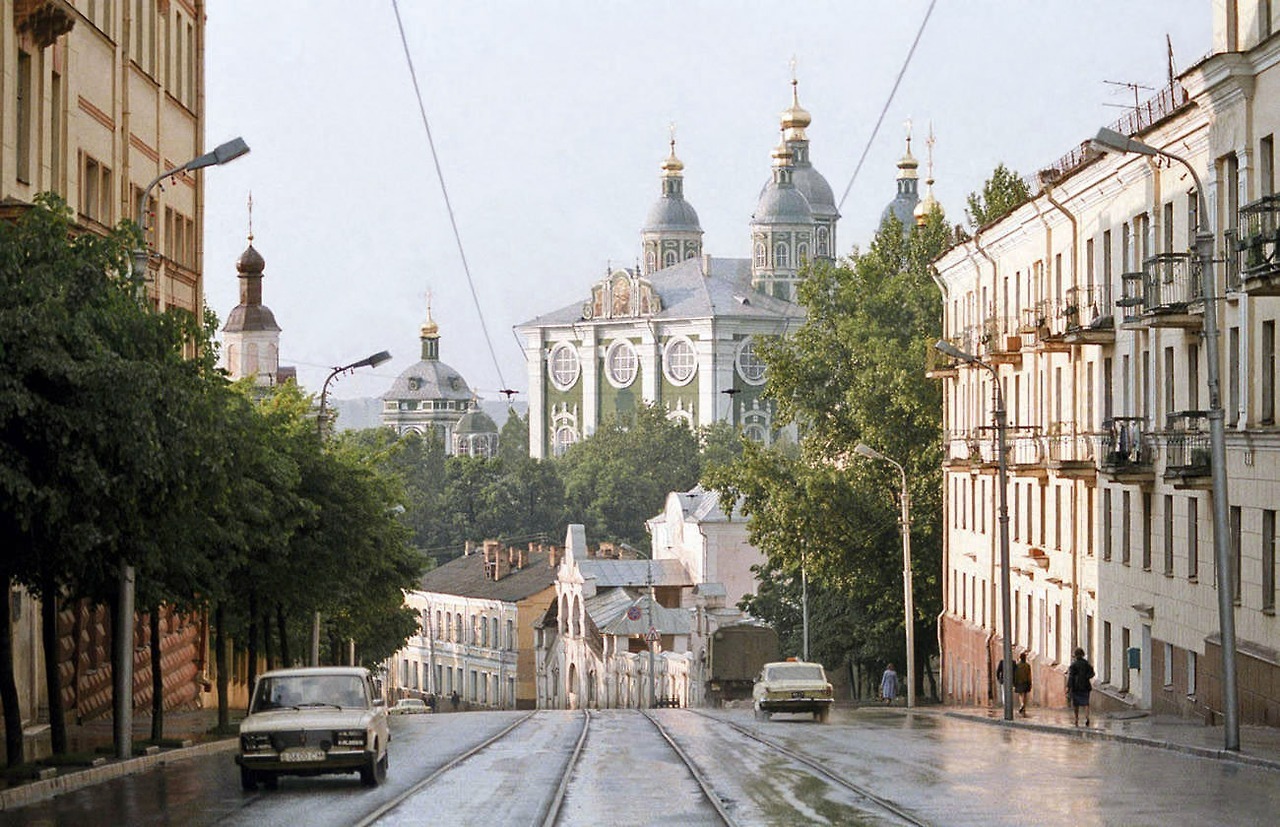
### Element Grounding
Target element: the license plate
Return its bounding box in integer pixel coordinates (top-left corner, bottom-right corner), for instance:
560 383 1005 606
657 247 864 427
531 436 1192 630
791 691 807 699
280 748 326 763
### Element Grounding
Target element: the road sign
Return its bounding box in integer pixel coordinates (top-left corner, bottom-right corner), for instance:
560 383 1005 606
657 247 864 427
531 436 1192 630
646 626 660 643
626 606 642 622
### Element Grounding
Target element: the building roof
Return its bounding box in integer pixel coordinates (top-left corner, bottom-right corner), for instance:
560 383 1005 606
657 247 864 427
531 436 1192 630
593 590 693 636
516 256 803 330
415 548 559 602
382 359 473 402
578 557 692 589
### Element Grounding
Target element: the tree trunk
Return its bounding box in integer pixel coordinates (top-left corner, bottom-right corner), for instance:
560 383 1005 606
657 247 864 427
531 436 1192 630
276 604 289 667
150 606 163 742
0 582 26 767
246 591 258 695
262 607 274 671
215 602 229 733
40 573 66 755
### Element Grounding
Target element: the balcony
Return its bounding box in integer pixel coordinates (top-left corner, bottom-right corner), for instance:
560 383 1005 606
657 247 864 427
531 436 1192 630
1235 195 1280 296
1097 416 1154 482
1019 303 1070 353
1062 284 1114 345
1162 411 1212 490
1045 425 1096 481
1117 271 1146 325
979 315 1022 366
1121 254 1203 329
944 429 978 469
974 425 1045 477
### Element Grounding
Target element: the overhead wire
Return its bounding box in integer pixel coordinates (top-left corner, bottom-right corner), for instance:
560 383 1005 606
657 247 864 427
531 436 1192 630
835 0 938 213
389 0 509 392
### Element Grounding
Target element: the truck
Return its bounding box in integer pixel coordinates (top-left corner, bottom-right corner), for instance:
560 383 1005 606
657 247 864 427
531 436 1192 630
705 622 780 706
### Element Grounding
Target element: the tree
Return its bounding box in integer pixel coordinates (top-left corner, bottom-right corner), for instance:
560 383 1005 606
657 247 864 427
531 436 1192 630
705 205 952 699
965 163 1031 230
558 405 701 547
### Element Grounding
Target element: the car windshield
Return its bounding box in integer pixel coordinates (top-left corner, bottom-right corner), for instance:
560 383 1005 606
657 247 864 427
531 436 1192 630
766 665 825 682
251 674 368 712
398 699 424 707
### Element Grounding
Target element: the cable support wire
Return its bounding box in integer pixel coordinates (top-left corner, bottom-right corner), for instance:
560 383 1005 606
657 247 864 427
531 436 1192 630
390 0 508 391
836 0 937 213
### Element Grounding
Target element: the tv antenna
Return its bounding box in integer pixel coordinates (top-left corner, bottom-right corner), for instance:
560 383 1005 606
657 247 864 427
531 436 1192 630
1102 79 1155 111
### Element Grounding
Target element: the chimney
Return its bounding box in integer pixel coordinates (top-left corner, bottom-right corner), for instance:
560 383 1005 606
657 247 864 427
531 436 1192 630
548 545 559 568
701 253 711 277
484 540 508 580
464 540 474 556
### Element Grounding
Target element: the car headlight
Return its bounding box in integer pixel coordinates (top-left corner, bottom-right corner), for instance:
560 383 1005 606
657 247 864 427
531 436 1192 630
240 733 272 753
335 729 367 748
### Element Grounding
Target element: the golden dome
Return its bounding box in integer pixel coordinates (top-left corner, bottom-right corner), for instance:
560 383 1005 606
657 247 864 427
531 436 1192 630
780 78 812 137
420 297 439 338
660 137 684 175
771 137 794 167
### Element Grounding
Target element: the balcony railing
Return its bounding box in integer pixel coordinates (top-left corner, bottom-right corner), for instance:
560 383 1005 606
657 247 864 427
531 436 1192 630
1118 271 1146 323
945 429 978 466
1064 284 1112 330
1163 411 1211 481
1143 252 1202 311
1235 195 1280 294
1046 425 1094 465
974 425 1044 469
980 315 1020 360
1098 416 1153 475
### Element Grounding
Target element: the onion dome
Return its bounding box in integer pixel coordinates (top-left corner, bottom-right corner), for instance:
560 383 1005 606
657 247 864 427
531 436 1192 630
236 243 265 275
455 407 498 436
753 138 812 224
779 78 812 141
223 239 279 334
643 136 701 233
880 128 922 232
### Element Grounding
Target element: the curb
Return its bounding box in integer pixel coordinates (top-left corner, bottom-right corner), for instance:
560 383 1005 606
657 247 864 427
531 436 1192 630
0 738 239 811
933 709 1280 772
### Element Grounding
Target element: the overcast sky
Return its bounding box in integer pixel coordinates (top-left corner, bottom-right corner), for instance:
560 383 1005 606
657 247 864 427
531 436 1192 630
202 1 1209 402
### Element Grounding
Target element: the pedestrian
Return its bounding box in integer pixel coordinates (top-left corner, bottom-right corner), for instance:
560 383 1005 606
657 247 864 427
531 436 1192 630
1066 648 1096 726
879 663 899 705
1013 652 1033 715
995 657 1006 708
450 690 460 711
426 693 437 713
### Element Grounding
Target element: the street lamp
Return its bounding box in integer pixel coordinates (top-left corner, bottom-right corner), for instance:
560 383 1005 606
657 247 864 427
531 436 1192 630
311 350 392 667
935 338 1014 721
115 137 249 760
1091 127 1239 751
316 350 392 439
133 137 250 291
854 443 916 709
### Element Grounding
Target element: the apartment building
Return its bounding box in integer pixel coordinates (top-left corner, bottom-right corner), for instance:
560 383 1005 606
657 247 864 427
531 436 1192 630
3 0 207 313
934 1 1280 725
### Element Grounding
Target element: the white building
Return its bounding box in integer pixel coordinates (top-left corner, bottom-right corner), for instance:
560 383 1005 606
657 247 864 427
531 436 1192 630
934 0 1280 725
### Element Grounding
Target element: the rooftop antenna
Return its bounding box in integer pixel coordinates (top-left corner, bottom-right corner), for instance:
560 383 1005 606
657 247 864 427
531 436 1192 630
246 191 254 243
1167 33 1177 86
1102 79 1154 111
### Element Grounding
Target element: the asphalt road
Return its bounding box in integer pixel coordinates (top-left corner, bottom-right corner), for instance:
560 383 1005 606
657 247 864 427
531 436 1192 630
3 707 1277 826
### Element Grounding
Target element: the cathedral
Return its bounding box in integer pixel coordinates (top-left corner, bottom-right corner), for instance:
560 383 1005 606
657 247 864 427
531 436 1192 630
516 80 939 458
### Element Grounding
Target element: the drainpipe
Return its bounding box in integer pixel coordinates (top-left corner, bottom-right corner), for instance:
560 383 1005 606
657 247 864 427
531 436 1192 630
932 254 953 701
1040 178 1082 658
970 231 1002 642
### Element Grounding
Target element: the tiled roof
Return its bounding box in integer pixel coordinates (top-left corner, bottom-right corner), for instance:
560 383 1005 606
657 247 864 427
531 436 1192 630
578 558 691 588
415 548 559 602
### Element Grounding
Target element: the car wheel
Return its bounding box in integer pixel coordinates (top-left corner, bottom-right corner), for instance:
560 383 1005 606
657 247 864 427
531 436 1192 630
239 766 258 792
361 750 388 787
816 707 830 724
261 772 279 790
754 706 770 721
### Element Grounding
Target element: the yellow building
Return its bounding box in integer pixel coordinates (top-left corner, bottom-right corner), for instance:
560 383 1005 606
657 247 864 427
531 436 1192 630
934 1 1280 725
3 0 207 314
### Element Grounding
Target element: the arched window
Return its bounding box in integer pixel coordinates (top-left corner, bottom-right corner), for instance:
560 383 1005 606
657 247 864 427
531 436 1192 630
816 226 829 257
553 425 578 457
646 250 656 271
774 241 790 269
664 249 678 267
797 243 809 265
754 241 767 268
548 344 580 390
736 339 767 385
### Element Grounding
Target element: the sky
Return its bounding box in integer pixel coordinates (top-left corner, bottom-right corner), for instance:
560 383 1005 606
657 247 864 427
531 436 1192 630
202 0 1210 402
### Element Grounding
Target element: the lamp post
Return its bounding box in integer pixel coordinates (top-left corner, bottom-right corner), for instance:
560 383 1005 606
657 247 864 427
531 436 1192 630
854 443 916 709
935 339 1014 721
1091 127 1238 751
311 350 392 666
114 138 249 760
133 137 250 293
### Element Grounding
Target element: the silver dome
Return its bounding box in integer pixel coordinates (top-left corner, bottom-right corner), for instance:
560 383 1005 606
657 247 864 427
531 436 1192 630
752 183 813 224
643 196 702 232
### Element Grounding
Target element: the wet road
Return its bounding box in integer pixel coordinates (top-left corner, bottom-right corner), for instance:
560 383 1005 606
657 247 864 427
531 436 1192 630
3 707 1278 826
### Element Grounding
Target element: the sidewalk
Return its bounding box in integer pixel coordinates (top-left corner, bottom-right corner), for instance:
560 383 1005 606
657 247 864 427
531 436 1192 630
2 708 239 812
933 704 1280 771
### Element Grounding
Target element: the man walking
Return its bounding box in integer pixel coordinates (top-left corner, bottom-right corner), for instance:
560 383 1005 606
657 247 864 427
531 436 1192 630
1013 652 1033 715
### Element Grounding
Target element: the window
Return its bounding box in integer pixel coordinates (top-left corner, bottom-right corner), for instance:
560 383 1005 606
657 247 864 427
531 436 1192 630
1102 620 1113 684
1163 642 1174 687
1122 490 1132 565
664 250 678 267
16 51 32 183
553 425 577 457
605 341 638 388
797 243 809 265
816 226 829 257
165 207 197 269
1187 651 1197 696
1163 201 1175 253
1188 343 1200 411
1229 327 1240 422
1086 487 1094 557
1164 347 1175 420
1262 135 1275 197
1263 321 1275 425
754 242 766 268
1188 497 1199 581
1231 506 1242 603
50 71 63 193
548 344 580 390
1264 509 1276 613
1121 627 1131 692
774 241 790 269
663 338 696 385
736 339 767 385
1103 229 1113 295
1142 492 1152 571
80 154 115 225
1164 495 1174 576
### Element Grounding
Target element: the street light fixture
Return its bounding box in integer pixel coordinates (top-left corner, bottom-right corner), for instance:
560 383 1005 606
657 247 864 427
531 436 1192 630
115 137 249 761
133 137 250 291
854 443 916 709
311 349 392 667
1091 126 1239 751
934 338 1014 721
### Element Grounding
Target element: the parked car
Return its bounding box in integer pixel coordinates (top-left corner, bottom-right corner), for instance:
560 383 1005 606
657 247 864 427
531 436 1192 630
236 666 390 790
390 697 430 715
752 660 834 722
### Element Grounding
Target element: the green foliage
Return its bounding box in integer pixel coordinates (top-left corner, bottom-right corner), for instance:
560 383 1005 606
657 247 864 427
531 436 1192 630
965 163 1031 230
558 404 701 548
705 206 952 690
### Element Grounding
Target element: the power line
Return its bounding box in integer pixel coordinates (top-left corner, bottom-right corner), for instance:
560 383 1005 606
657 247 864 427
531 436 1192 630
390 0 508 391
836 0 938 213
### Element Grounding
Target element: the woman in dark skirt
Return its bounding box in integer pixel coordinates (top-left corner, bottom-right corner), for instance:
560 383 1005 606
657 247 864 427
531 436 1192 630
1066 648 1096 726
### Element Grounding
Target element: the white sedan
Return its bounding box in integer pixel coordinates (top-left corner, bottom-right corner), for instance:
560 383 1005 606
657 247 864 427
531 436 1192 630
389 698 431 715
